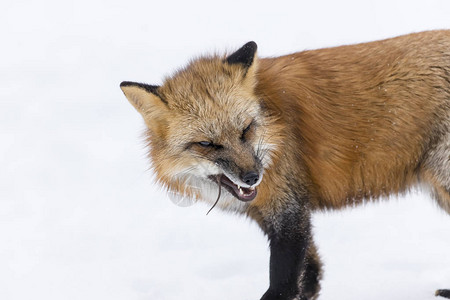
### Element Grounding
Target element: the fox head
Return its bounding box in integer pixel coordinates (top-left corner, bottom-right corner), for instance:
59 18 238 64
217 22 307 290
121 42 281 211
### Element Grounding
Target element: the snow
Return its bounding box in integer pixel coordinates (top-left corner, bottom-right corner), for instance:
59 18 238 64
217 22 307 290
1 0 450 299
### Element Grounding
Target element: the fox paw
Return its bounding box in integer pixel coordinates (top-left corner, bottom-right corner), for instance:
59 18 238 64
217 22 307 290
436 290 450 299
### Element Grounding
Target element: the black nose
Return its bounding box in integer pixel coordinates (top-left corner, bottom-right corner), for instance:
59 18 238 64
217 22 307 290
242 171 259 186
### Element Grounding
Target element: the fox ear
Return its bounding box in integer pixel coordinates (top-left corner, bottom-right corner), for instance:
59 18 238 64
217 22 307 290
120 81 167 115
226 41 257 69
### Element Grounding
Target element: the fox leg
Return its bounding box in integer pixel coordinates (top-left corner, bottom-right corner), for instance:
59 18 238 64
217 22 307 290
433 183 450 214
421 131 450 298
432 183 450 299
257 199 312 300
421 131 450 213
299 241 323 300
423 161 450 214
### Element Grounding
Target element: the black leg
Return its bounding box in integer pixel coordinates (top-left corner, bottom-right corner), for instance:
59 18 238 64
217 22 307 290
259 203 312 300
300 241 323 300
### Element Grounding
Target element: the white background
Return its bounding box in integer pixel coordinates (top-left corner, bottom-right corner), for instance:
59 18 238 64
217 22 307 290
1 0 450 299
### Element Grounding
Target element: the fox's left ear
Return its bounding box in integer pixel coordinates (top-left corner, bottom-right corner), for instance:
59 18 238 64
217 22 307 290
120 81 170 133
226 41 258 72
120 81 168 113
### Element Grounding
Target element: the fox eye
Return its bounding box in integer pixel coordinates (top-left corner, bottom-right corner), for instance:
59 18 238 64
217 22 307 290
243 123 251 134
195 141 223 150
198 141 213 147
241 122 252 141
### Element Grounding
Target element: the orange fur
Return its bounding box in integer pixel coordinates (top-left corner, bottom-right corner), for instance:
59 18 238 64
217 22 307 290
255 30 450 212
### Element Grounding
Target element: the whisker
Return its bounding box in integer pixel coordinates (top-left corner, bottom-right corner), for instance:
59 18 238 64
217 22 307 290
174 166 197 176
256 129 276 162
256 132 264 158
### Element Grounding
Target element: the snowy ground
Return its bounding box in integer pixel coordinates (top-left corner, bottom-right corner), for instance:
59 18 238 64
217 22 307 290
1 0 450 299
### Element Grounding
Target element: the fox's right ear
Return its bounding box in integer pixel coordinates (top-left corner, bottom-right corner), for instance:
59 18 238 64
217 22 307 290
226 41 257 69
226 42 258 85
120 81 168 116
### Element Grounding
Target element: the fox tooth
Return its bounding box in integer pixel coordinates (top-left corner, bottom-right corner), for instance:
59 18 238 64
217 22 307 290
250 186 255 191
237 185 241 189
239 188 244 195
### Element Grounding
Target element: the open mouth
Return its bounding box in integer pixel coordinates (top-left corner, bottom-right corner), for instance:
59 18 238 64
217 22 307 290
209 175 257 202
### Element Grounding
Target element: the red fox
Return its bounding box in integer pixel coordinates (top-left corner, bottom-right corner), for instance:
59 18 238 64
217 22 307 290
120 30 450 300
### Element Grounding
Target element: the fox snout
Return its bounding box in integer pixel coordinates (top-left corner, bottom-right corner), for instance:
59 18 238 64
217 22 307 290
242 171 259 186
203 142 263 202
215 151 263 187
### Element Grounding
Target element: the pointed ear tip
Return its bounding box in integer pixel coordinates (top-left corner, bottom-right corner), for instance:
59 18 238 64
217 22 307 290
120 81 132 92
226 41 258 67
120 81 135 89
246 41 257 50
119 81 160 94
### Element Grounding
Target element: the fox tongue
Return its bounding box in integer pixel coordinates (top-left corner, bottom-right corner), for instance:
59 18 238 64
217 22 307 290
220 175 257 202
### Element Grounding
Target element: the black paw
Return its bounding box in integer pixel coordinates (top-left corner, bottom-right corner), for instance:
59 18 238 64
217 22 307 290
260 288 298 300
436 289 450 299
